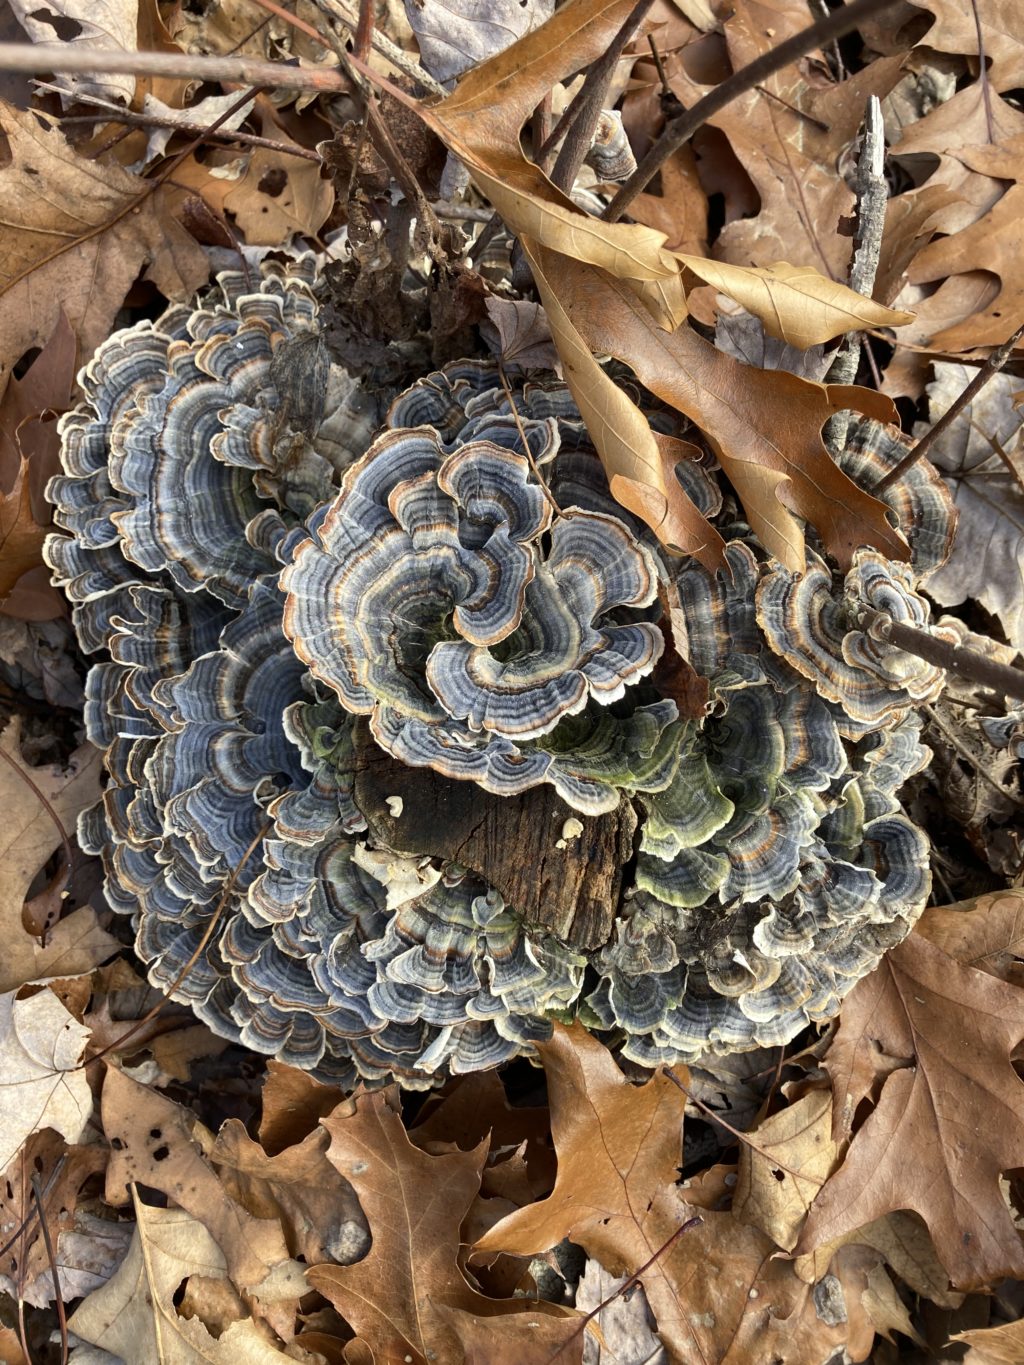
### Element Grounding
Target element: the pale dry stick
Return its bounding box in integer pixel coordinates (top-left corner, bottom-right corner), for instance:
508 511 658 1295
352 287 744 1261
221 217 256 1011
876 320 1024 493
825 94 887 452
0 41 350 93
497 362 562 518
603 0 905 223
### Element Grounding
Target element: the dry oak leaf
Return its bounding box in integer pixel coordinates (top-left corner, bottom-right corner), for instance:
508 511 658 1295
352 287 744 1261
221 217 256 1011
0 987 92 1172
476 1024 860 1364
667 1 905 278
675 258 914 350
0 716 114 992
907 0 1023 93
524 238 726 571
796 932 1024 1290
0 100 208 404
101 1064 290 1291
211 1118 367 1267
915 891 1024 986
733 1087 839 1251
0 458 48 600
533 248 907 573
308 1087 579 1365
68 1189 300 1365
0 1129 108 1307
953 1316 1024 1364
9 0 139 105
412 0 685 322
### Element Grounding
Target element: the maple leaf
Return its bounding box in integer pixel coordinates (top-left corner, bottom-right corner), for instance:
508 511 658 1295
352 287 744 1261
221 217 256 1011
0 987 92 1173
796 932 1024 1289
308 1087 580 1365
0 717 113 992
529 245 908 573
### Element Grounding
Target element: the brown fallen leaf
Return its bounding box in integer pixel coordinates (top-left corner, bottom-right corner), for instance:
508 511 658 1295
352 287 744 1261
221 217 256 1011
258 1058 347 1155
668 4 905 277
211 1118 368 1267
0 716 113 992
0 458 48 599
476 1024 860 1363
532 249 907 572
308 1087 578 1365
732 1087 839 1251
797 932 1024 1289
413 0 683 315
907 0 1022 93
953 1317 1024 1364
524 239 726 569
675 257 914 350
915 891 1024 984
0 100 208 405
0 1130 108 1308
101 1064 290 1291
69 1190 300 1364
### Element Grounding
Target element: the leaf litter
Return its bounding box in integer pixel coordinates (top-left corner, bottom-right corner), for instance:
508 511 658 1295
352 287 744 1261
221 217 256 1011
1 0 1024 1361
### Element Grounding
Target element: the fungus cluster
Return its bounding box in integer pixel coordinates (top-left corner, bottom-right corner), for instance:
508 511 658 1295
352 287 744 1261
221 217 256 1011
47 260 956 1087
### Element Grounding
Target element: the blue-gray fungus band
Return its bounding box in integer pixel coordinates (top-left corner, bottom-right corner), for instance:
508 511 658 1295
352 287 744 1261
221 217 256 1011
45 257 956 1088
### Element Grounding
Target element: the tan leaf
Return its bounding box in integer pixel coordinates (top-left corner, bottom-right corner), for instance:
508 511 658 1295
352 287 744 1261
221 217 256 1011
733 1088 839 1250
533 250 907 572
415 0 682 314
915 891 1024 984
0 987 92 1172
309 1087 577 1365
211 1118 367 1267
69 1191 298 1364
476 1024 859 1363
101 1065 290 1291
906 0 1022 93
793 1209 963 1310
523 239 725 569
676 257 914 349
796 932 1024 1289
0 716 114 992
0 459 48 598
0 100 208 404
953 1317 1024 1364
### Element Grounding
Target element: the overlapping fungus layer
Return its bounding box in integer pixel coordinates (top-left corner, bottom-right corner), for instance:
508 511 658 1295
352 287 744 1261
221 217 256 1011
47 260 958 1086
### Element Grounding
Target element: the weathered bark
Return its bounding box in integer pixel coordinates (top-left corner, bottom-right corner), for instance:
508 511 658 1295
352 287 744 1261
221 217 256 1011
353 721 635 949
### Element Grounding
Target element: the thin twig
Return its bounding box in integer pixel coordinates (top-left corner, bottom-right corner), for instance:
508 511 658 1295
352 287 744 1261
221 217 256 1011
550 0 654 192
0 41 350 93
857 608 1024 702
969 0 994 143
31 1174 68 1365
826 95 887 451
876 319 1024 492
603 0 905 222
923 703 1024 810
311 0 447 96
56 110 321 159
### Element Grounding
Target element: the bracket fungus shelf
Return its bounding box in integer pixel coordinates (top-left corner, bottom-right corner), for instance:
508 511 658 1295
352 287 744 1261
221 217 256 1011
46 259 957 1088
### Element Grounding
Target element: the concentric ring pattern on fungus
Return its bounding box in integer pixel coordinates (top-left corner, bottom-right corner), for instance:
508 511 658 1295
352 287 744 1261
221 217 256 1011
45 260 956 1087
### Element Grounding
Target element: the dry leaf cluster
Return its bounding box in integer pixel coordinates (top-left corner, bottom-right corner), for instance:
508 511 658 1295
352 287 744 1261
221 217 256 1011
0 0 1023 1361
